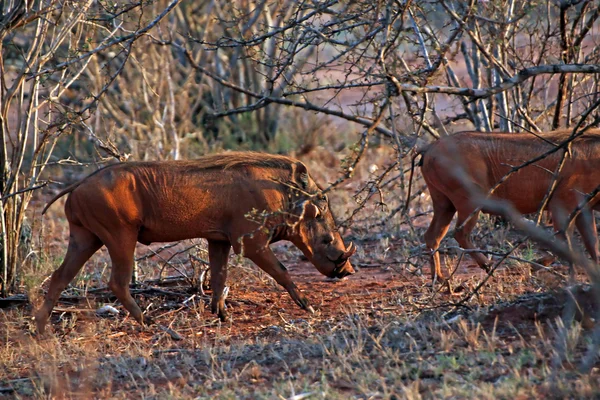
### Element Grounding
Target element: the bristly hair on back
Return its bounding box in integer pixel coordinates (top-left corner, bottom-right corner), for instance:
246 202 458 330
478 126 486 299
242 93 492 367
195 151 297 171
42 152 310 215
541 127 600 141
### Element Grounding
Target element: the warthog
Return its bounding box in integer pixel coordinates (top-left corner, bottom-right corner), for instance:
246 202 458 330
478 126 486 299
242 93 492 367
416 129 600 284
35 152 356 333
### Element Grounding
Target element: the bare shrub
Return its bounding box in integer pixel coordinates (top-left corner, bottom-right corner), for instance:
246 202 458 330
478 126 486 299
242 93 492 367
0 1 181 294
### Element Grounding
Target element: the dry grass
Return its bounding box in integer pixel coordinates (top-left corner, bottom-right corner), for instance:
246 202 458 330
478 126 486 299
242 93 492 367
2 289 599 399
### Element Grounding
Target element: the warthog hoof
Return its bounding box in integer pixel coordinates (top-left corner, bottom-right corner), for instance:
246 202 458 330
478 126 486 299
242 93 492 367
34 313 48 336
141 315 155 327
294 296 314 313
211 301 228 321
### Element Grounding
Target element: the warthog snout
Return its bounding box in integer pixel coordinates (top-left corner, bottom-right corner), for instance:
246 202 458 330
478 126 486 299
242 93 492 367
333 263 355 278
328 242 357 278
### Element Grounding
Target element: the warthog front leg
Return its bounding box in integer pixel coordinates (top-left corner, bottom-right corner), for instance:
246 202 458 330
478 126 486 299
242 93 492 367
207 240 231 321
576 209 599 264
104 232 149 327
246 248 313 313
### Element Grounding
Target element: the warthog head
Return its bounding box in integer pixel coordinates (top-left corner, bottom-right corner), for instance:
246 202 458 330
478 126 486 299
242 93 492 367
287 163 356 279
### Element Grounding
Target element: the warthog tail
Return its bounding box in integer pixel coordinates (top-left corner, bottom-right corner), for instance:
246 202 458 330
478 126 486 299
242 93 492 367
41 182 82 215
404 149 426 215
42 163 119 215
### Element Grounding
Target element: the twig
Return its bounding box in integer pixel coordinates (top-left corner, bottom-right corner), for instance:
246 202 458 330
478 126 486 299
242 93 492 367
323 98 389 195
1 182 48 201
135 242 182 262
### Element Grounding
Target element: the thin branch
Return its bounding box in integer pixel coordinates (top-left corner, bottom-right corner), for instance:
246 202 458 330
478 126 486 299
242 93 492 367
389 64 600 99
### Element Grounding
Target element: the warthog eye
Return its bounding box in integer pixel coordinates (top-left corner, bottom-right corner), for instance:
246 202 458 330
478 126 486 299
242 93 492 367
322 233 335 245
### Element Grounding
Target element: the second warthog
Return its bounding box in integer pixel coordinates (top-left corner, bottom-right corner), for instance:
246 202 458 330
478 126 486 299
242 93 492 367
417 129 600 284
36 152 356 333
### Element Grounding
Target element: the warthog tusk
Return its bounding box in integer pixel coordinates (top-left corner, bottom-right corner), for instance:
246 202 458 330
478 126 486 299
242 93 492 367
343 242 357 258
328 242 358 266
307 305 316 314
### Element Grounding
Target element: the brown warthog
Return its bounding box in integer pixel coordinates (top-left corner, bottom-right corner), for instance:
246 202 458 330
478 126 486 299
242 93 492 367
417 129 600 284
35 152 356 333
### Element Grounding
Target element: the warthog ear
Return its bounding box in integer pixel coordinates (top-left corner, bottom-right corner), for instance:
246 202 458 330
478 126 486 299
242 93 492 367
292 161 310 189
302 201 320 220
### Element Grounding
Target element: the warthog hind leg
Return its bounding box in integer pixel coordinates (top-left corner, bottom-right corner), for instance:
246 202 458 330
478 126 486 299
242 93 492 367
550 197 598 280
208 240 231 321
455 210 491 271
423 189 456 284
35 224 102 334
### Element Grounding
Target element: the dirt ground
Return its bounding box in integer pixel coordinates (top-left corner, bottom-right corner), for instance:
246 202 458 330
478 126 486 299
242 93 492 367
2 234 599 399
